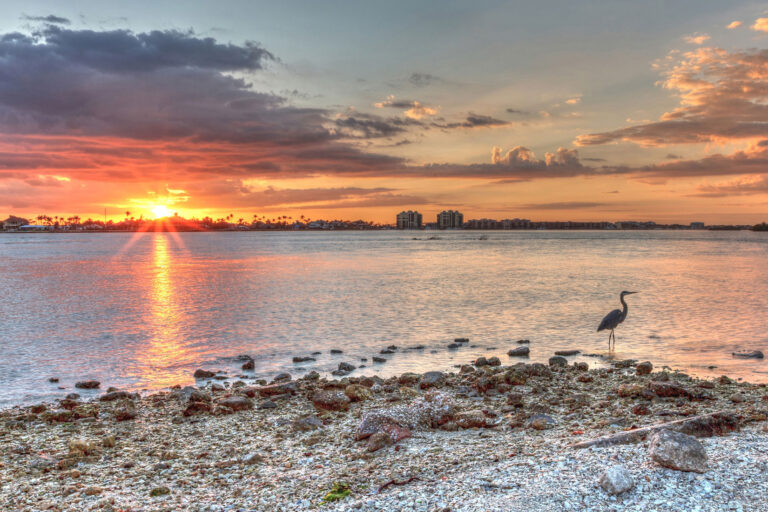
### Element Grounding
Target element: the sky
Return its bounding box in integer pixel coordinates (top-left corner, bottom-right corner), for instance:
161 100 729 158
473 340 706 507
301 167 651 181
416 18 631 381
0 1 767 224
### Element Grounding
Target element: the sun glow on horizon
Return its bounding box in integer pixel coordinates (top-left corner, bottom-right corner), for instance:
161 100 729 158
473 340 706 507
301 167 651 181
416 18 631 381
151 204 172 219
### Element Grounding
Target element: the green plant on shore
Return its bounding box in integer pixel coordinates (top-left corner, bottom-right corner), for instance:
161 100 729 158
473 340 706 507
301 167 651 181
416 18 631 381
321 481 351 504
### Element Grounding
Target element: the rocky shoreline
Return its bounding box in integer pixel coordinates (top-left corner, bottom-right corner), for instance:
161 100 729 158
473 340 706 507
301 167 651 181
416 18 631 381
2 351 767 512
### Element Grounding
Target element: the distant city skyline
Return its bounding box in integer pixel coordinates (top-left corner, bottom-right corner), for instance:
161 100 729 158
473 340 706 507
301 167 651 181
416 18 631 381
0 2 766 223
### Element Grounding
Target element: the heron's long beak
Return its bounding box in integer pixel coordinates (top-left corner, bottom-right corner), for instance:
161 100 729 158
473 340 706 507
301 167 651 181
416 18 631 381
626 291 638 295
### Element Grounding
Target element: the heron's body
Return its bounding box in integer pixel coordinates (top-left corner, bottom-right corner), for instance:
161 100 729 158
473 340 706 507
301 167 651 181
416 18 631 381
597 291 636 352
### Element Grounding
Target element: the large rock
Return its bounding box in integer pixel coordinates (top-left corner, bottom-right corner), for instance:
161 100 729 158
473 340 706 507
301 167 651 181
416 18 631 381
507 347 530 357
217 396 253 411
312 390 351 411
99 391 137 402
193 369 216 379
599 465 634 495
455 410 495 429
356 392 456 441
183 401 212 416
548 356 567 367
345 384 372 402
256 382 296 397
636 361 653 375
649 430 707 473
649 381 691 398
419 371 446 389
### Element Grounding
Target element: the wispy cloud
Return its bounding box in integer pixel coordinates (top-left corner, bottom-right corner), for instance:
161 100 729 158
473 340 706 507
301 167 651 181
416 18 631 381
684 33 710 45
751 18 768 33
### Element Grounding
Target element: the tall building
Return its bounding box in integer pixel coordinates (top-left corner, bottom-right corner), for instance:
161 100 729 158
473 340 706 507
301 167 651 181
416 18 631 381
396 210 422 229
436 210 463 229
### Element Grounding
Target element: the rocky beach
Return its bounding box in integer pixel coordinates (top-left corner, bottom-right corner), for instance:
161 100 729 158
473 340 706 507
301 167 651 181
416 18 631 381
2 347 767 512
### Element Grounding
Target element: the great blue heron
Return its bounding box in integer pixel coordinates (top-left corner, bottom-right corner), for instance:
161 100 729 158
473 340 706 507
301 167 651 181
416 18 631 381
597 291 637 352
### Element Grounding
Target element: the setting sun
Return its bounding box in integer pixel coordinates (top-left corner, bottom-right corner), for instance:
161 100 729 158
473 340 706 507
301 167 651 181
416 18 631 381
151 204 172 219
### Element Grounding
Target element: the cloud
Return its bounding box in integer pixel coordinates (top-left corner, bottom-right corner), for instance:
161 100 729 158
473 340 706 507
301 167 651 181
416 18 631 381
693 175 768 197
21 14 70 24
565 96 581 105
576 47 768 146
179 181 429 209
517 201 607 210
408 72 441 87
727 21 742 29
752 18 768 33
435 114 509 129
374 96 439 119
684 33 710 45
608 140 768 179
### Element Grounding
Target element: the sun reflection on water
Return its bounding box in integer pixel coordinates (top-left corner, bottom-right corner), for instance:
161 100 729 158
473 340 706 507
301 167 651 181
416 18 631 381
136 234 191 388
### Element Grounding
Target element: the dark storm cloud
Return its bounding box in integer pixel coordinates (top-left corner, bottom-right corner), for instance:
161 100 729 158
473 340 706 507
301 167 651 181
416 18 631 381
434 114 509 129
22 14 71 24
0 25 337 147
408 72 441 87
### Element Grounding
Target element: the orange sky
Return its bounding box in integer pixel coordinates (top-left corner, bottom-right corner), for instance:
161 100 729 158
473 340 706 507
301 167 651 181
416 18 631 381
0 8 767 224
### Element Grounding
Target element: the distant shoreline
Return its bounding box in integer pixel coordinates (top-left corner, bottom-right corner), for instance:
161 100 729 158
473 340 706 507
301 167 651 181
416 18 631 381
0 227 763 234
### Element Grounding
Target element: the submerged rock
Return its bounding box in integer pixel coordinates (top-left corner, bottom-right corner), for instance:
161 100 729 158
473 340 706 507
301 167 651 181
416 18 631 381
732 350 764 359
554 350 580 356
75 380 100 389
193 369 216 379
507 347 530 357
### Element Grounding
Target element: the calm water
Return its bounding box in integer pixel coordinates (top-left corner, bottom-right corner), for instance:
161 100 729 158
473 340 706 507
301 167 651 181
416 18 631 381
1 230 767 406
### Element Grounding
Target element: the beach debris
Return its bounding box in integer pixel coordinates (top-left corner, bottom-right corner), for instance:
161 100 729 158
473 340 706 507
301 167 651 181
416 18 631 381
507 346 530 357
649 429 707 473
599 465 634 495
554 350 580 356
330 349 343 354
454 338 469 343
572 412 739 449
372 356 387 363
292 356 315 363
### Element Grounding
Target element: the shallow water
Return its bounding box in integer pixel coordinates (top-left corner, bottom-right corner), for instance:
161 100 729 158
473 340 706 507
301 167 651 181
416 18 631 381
1 230 767 406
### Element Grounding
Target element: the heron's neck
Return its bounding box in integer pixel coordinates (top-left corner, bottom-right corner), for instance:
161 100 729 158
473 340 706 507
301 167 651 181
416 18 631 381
620 295 629 316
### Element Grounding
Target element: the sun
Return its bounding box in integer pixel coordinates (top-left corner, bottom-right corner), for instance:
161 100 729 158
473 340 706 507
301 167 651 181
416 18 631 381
151 204 172 219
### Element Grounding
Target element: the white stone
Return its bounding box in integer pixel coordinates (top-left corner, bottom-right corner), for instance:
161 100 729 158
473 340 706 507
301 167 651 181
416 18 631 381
598 465 635 495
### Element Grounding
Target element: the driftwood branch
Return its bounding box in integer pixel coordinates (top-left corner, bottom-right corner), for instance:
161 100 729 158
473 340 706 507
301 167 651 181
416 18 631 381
571 412 739 449
377 476 419 493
